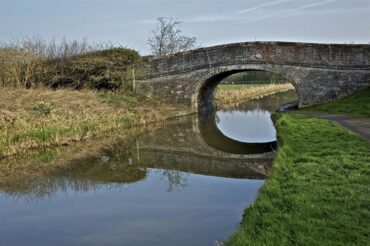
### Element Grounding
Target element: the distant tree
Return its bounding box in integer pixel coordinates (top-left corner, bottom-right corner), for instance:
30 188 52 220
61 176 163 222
147 17 197 56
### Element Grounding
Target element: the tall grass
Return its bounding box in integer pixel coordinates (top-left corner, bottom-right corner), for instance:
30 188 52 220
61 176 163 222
0 87 179 158
0 36 140 89
215 83 295 106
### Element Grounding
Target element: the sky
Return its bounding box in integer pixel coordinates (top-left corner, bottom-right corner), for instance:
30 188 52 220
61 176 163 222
0 0 369 55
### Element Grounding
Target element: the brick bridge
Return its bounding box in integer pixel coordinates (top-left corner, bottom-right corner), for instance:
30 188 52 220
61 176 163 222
137 42 370 111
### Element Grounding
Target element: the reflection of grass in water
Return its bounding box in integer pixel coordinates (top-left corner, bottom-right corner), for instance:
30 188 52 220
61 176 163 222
0 116 190 199
0 126 151 199
227 113 370 245
303 86 370 117
0 147 146 200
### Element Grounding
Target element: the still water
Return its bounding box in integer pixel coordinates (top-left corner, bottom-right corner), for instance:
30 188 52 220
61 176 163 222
0 91 297 246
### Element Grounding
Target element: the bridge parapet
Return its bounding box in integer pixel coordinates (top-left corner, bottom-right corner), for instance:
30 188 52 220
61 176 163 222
140 42 370 79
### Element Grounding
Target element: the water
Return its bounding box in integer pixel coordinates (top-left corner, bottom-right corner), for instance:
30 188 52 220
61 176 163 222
216 91 297 143
0 91 298 246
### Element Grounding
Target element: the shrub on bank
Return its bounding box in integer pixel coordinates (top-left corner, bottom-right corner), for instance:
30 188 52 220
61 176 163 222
0 38 141 91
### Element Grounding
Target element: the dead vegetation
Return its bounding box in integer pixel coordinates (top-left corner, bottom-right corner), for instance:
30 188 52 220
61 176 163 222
215 83 295 105
0 37 141 90
0 87 182 158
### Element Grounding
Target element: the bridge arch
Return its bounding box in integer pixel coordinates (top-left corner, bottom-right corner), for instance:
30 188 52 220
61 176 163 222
193 65 300 111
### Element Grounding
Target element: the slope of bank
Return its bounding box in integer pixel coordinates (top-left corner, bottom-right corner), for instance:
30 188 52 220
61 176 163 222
303 86 370 117
0 88 188 158
227 113 370 245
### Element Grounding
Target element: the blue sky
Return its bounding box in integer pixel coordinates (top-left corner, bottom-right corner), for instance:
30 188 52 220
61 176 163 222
1 0 369 54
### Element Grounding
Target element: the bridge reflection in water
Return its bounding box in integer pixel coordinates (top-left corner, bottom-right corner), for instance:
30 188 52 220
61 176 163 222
2 115 274 198
1 91 300 198
0 91 299 246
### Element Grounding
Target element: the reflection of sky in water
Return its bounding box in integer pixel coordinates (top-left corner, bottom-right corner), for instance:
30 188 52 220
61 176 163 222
216 109 276 143
0 169 263 246
0 91 299 245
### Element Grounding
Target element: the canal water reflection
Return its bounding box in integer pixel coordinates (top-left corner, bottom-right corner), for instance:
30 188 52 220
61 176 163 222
0 91 297 246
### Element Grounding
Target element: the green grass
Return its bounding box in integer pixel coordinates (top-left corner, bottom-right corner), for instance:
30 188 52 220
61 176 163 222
32 102 53 116
305 86 370 117
227 113 370 245
98 92 138 108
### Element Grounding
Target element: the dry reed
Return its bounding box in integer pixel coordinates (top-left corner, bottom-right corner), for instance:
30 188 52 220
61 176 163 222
0 87 182 158
215 83 295 105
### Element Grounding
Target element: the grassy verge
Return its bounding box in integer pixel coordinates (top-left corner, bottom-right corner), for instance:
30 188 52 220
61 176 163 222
0 87 186 158
303 86 370 117
227 113 370 245
215 83 295 105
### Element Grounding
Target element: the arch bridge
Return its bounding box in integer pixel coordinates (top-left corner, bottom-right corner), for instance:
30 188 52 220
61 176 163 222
137 42 370 111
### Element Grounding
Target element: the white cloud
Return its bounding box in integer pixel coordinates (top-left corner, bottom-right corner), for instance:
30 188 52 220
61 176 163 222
185 0 343 24
297 0 338 10
237 0 296 15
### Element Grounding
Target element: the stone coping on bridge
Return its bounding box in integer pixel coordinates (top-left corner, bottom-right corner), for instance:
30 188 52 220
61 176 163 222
144 41 370 60
140 41 370 79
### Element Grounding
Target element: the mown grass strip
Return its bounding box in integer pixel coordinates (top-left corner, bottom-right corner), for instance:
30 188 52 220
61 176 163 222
304 86 370 117
226 113 370 245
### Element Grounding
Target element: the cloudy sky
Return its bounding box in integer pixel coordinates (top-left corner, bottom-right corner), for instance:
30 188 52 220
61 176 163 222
0 0 369 54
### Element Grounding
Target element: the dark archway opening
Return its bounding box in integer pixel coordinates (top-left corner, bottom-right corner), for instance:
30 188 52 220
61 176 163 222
198 70 298 111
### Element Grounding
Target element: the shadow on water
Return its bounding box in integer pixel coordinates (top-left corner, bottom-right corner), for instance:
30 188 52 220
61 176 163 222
0 90 298 246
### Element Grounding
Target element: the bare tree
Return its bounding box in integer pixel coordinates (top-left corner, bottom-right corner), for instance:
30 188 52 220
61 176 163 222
147 17 197 56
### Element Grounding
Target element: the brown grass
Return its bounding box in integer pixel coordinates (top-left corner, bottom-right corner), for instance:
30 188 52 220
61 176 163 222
215 83 295 106
0 37 140 90
0 87 185 158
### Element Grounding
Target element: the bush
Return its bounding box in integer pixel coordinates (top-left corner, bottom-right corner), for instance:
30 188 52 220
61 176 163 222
41 47 141 90
0 37 142 91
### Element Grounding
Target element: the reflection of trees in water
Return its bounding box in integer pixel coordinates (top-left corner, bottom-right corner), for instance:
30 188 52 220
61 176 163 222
2 167 189 202
0 160 148 202
157 169 188 192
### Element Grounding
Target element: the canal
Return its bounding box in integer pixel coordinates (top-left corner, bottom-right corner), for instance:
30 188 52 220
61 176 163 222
0 90 297 246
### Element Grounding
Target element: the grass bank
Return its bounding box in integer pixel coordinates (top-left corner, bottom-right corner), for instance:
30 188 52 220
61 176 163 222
0 40 188 158
215 83 295 106
0 87 186 158
227 113 370 245
303 86 370 117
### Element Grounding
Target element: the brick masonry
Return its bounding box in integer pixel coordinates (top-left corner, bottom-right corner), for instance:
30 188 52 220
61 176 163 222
136 42 370 111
